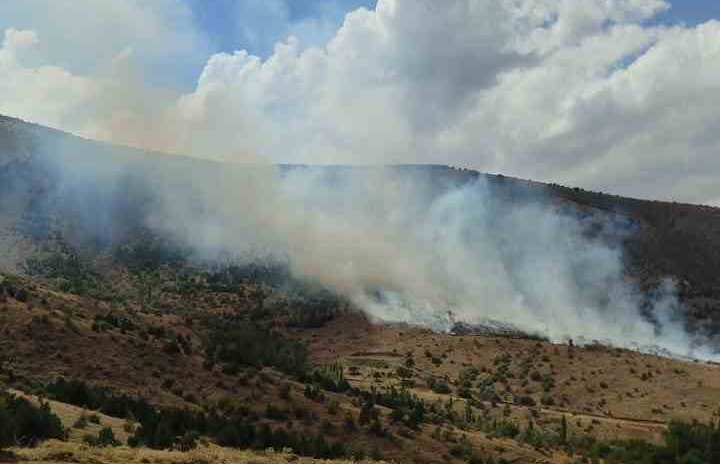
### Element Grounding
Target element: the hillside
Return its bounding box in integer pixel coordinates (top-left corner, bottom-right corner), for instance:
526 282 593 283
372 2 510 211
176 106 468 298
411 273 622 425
2 115 720 464
6 389 387 464
2 269 720 464
2 114 720 332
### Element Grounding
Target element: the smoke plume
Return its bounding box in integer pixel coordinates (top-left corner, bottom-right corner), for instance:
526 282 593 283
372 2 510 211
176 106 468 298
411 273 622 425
127 153 706 359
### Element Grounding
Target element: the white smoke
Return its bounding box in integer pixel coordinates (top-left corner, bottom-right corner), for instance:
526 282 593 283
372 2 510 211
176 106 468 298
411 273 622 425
139 161 710 359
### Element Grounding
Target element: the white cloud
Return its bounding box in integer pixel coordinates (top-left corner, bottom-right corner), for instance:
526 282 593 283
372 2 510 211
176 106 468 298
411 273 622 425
0 28 99 130
171 0 720 204
224 0 363 58
1 0 719 204
0 0 207 82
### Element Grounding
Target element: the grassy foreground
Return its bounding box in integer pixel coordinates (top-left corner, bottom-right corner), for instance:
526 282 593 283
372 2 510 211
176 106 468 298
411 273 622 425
8 440 387 464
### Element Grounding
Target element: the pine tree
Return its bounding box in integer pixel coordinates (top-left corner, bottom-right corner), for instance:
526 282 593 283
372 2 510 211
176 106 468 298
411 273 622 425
152 420 174 449
0 404 15 450
464 402 474 424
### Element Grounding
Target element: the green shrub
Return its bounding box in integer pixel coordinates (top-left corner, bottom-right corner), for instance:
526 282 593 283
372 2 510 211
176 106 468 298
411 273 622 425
73 414 89 429
0 392 65 448
179 431 199 451
84 427 120 447
205 321 309 377
427 377 451 394
517 395 536 406
494 420 520 438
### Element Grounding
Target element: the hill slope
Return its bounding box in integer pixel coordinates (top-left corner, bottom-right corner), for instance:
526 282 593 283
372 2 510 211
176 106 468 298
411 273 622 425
3 114 720 463
2 114 720 337
2 270 720 464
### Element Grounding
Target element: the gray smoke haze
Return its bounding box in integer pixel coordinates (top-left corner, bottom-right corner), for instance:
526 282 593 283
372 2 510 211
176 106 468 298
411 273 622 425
2 105 713 361
123 150 707 359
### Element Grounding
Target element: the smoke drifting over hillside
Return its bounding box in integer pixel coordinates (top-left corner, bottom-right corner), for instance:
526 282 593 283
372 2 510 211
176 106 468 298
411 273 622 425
3 0 719 360
1 109 713 360
150 162 705 357
3 87 710 361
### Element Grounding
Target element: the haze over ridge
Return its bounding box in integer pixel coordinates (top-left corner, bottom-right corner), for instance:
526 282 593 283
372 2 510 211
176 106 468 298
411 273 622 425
0 0 719 205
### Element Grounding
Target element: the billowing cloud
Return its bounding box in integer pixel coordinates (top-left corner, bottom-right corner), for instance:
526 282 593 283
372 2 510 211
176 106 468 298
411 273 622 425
1 0 720 205
0 0 206 81
0 28 98 130
176 0 719 204
227 0 348 57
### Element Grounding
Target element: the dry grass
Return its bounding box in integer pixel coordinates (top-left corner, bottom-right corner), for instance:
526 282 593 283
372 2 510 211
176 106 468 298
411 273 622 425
5 278 720 463
9 390 133 444
296 313 720 445
10 440 388 464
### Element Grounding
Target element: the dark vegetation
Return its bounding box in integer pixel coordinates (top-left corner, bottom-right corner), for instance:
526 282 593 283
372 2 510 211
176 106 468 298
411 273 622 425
205 321 309 377
42 378 352 458
564 420 720 464
112 232 189 272
0 390 64 449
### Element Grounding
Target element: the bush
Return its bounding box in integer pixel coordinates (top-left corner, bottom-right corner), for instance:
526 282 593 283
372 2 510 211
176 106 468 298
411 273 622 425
426 377 451 394
84 427 120 447
517 395 536 406
0 392 65 448
73 414 89 429
311 363 350 392
494 420 520 438
568 419 720 464
205 321 309 377
179 431 199 451
23 247 101 296
216 424 242 447
265 404 287 421
344 413 356 433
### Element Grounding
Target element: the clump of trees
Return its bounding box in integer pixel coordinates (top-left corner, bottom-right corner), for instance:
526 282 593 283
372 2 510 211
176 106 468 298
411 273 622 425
357 385 427 430
286 288 346 329
41 378 355 458
310 363 350 392
44 378 155 421
23 245 103 296
427 376 452 394
204 321 309 377
578 420 720 464
112 232 188 272
92 313 137 333
0 390 65 449
83 427 120 447
0 274 29 303
203 261 291 291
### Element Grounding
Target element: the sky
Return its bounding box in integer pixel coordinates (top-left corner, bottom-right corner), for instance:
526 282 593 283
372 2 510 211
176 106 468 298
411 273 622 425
186 0 376 63
1 0 720 205
652 0 720 27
